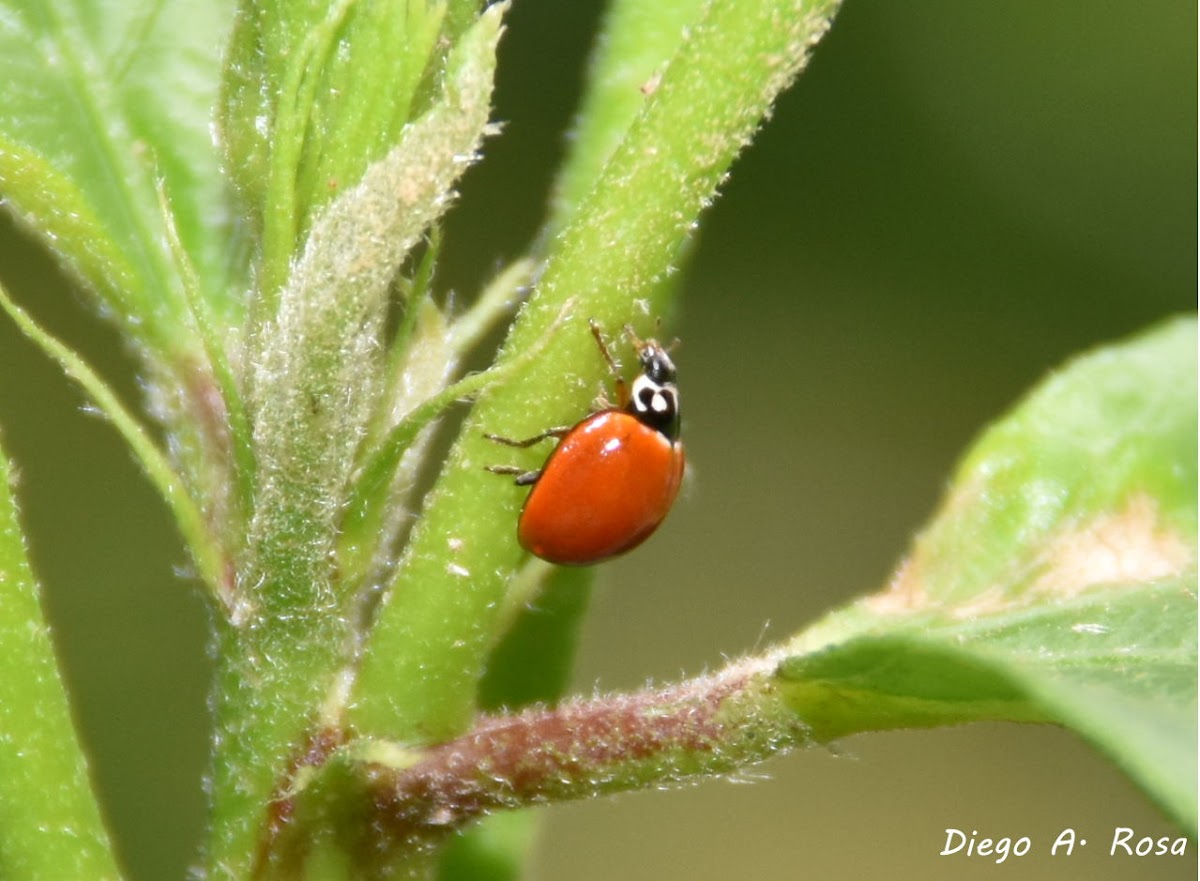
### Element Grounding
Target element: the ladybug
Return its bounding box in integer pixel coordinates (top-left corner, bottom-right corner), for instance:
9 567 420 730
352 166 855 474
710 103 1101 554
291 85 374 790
485 320 685 565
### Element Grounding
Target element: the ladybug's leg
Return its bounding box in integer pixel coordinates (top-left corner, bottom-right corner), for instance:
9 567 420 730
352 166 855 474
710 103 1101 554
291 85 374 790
483 427 570 448
484 464 543 486
483 427 569 486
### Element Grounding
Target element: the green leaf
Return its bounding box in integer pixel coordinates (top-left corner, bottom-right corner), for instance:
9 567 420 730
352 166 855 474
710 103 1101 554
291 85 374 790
778 316 1197 830
0 434 123 879
0 0 241 344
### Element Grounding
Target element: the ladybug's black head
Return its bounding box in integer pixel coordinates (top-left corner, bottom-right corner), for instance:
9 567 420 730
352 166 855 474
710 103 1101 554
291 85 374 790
629 340 680 442
638 343 677 386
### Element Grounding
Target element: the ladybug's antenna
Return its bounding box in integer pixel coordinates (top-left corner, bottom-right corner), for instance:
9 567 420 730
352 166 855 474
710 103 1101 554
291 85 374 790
624 321 672 355
588 319 621 376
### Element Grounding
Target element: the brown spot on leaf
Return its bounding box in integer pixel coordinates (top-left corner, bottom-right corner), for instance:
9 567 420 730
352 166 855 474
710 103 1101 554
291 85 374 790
866 492 1193 621
1030 493 1192 599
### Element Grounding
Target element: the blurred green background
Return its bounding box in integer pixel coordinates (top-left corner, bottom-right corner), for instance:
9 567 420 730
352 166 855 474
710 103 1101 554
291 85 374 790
0 1 1194 879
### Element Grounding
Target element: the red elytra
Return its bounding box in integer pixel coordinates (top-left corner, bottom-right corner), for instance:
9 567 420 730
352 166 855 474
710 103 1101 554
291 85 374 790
486 322 685 566
518 409 685 563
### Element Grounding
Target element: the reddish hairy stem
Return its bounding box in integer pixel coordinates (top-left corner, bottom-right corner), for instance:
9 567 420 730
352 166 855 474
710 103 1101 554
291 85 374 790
254 653 810 874
364 652 807 841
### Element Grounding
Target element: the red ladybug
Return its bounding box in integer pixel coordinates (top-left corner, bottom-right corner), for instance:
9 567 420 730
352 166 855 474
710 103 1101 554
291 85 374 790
486 320 685 565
